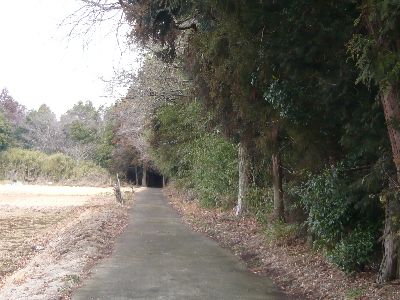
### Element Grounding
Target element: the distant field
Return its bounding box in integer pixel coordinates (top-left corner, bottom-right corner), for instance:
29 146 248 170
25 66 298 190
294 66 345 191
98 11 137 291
0 184 132 207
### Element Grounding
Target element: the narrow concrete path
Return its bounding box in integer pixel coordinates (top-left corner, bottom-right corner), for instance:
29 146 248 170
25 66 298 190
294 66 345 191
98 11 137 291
73 188 290 300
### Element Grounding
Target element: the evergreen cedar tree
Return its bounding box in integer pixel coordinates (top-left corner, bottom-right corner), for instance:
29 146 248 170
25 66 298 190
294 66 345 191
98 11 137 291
113 0 400 282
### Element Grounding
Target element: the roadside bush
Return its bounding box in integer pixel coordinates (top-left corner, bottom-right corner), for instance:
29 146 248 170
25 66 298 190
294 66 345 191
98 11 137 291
189 134 238 207
295 165 351 246
328 227 375 273
294 163 381 272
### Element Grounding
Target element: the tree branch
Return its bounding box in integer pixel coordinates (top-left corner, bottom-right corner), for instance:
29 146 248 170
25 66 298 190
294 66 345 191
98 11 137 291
175 22 197 31
118 0 133 11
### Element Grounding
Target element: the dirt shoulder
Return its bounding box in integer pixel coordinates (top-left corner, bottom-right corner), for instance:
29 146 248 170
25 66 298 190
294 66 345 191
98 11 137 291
165 187 400 300
0 185 141 300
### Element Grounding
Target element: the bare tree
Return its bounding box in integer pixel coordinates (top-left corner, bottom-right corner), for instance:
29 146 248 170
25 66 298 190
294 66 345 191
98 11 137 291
22 104 63 153
113 53 190 184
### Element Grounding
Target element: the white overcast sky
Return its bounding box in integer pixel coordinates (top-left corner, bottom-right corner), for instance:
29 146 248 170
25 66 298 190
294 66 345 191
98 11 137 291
0 0 139 116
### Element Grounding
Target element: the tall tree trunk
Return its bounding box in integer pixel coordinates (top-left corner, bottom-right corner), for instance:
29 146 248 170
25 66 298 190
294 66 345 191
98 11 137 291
272 151 284 222
135 166 138 186
382 86 400 175
142 163 147 187
163 176 166 188
236 141 250 216
271 125 284 222
378 85 400 283
378 191 400 283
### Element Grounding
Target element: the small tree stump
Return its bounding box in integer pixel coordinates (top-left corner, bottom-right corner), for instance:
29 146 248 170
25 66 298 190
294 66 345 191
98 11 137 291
114 173 124 204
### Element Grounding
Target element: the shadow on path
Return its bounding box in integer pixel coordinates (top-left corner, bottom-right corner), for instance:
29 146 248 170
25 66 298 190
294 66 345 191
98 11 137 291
73 188 292 300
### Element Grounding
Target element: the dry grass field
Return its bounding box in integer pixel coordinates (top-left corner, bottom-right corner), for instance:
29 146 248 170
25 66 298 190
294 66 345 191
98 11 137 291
0 184 139 299
0 207 72 282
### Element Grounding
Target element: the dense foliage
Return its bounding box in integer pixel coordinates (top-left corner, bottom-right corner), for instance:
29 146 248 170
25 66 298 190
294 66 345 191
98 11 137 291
150 101 238 207
92 0 400 278
0 112 11 150
0 89 115 184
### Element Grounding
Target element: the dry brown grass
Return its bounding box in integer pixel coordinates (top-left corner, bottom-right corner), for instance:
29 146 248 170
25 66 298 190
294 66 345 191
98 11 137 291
0 208 73 284
0 184 142 299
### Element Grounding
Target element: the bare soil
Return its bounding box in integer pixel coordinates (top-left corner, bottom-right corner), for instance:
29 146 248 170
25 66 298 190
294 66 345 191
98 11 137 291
0 184 142 300
166 186 400 300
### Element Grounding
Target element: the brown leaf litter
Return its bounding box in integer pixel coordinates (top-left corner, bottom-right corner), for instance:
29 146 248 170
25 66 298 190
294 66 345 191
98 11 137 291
165 186 400 300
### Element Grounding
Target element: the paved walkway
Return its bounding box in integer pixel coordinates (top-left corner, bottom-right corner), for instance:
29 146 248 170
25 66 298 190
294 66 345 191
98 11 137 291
73 188 291 300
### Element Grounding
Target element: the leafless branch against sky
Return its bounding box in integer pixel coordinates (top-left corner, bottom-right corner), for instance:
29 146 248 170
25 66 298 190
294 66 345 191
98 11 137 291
0 0 140 116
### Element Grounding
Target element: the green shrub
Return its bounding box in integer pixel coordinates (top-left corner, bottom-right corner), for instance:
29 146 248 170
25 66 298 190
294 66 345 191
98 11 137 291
328 227 375 273
0 148 46 180
43 153 75 181
150 101 238 208
0 148 109 185
246 186 273 225
293 163 379 272
189 134 238 208
294 165 351 245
